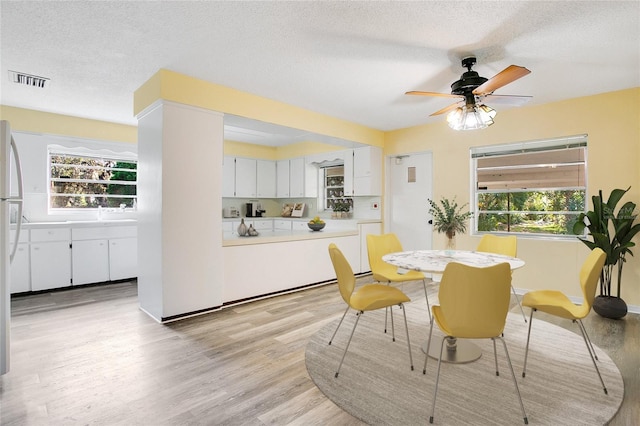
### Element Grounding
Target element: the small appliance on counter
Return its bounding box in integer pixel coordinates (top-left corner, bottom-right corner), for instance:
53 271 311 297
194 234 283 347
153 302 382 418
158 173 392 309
223 206 240 218
245 201 266 217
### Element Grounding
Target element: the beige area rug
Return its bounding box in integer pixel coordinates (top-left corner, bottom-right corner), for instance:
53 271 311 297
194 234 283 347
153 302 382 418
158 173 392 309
305 307 624 425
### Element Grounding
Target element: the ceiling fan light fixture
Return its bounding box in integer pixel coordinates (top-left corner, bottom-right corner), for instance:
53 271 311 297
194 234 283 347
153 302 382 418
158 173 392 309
447 103 496 131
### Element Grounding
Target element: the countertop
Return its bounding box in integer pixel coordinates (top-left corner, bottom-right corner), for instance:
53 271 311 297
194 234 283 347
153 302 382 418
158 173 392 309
223 228 359 247
13 219 137 229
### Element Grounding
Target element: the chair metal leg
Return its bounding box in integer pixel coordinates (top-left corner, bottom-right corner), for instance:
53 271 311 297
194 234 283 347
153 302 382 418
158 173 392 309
522 308 535 378
429 335 448 424
512 285 527 322
423 315 435 374
328 306 350 345
421 279 432 322
577 319 599 361
390 303 396 342
335 311 362 378
399 303 414 370
576 319 608 394
492 338 499 376
497 336 529 424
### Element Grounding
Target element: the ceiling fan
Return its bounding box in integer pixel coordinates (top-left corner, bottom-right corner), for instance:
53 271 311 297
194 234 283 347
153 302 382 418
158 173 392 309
406 56 531 129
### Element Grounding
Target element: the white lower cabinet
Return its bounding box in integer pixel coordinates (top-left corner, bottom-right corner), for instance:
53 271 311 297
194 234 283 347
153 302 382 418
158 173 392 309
31 229 72 291
109 237 137 280
10 243 30 293
72 239 110 285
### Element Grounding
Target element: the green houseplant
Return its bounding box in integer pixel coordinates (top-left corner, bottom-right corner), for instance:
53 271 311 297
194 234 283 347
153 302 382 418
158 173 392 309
428 197 473 250
573 187 640 319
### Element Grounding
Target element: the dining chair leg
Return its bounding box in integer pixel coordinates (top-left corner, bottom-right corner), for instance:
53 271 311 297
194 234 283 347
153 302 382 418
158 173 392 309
390 303 396 342
335 311 362 378
497 336 529 424
429 336 448 424
423 316 435 374
512 285 527 322
522 308 535 378
328 306 350 345
399 303 414 370
492 338 499 376
421 279 432 322
575 319 608 394
577 319 599 361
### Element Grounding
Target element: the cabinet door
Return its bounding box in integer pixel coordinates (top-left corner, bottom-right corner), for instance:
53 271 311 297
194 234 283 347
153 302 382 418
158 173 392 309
290 158 305 197
10 243 30 293
256 160 276 198
343 149 354 196
276 160 290 198
222 156 236 197
109 237 138 281
31 242 72 291
353 146 382 196
72 239 110 285
235 158 257 198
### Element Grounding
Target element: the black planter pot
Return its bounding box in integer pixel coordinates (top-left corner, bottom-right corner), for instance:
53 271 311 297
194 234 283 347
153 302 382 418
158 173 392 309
592 295 627 319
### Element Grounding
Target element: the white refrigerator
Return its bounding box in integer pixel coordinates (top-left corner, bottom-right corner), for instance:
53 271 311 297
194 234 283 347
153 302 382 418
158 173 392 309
0 120 24 375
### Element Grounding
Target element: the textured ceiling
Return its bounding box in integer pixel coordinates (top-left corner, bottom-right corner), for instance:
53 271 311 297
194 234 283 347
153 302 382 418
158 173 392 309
1 1 639 144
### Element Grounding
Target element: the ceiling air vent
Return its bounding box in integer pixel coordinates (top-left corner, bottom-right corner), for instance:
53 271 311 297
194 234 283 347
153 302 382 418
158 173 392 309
9 70 49 88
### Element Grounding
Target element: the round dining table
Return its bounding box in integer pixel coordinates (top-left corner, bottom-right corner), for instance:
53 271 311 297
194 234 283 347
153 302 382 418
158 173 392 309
382 249 525 363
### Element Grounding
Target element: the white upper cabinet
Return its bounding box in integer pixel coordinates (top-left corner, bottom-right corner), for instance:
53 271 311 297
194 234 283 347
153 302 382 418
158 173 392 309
234 157 257 198
256 160 276 198
353 146 382 196
289 157 305 198
276 159 290 198
222 156 236 197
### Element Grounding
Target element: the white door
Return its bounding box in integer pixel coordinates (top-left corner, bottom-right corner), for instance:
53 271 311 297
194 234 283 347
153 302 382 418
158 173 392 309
386 152 433 251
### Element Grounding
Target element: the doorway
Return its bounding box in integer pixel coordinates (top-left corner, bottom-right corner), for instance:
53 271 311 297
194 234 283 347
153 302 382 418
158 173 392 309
385 152 433 251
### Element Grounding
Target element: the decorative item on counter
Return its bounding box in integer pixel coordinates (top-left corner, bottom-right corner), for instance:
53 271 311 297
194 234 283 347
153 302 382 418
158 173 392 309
248 224 259 236
332 198 352 219
281 203 294 217
237 218 248 236
308 216 326 231
291 203 306 217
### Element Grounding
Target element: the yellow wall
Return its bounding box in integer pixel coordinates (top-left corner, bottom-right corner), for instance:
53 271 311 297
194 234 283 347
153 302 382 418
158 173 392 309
385 87 640 306
135 69 384 148
0 105 137 143
223 140 345 160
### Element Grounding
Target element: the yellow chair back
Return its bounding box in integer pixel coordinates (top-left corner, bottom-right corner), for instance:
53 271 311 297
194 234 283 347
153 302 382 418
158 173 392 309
437 262 512 338
366 233 403 273
328 243 356 304
578 248 607 318
476 234 517 257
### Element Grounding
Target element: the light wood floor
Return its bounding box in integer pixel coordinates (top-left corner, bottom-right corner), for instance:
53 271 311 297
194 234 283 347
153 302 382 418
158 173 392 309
2 279 638 425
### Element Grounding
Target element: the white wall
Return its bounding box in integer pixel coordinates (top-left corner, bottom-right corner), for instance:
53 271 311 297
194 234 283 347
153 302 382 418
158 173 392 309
12 131 137 223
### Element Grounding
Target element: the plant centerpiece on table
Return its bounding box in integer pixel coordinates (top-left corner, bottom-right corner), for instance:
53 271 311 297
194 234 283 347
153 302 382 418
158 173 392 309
427 197 473 252
573 186 640 319
332 198 352 219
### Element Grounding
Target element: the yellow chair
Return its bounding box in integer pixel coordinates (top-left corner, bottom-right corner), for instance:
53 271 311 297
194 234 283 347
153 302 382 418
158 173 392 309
327 243 413 377
423 262 528 425
476 234 527 322
521 248 608 394
367 233 431 323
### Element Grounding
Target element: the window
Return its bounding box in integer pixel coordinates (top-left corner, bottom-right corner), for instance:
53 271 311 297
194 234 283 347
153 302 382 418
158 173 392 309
471 135 587 237
49 150 137 209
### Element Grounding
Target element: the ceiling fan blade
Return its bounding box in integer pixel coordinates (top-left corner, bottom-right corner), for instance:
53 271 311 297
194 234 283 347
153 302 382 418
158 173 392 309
406 91 461 98
430 101 463 116
472 65 531 95
481 94 532 107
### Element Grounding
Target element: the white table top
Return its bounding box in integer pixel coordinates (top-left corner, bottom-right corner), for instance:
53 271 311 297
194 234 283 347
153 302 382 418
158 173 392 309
382 249 525 274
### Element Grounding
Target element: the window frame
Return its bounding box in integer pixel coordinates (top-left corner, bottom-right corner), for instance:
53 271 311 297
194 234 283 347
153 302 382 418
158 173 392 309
48 146 138 212
470 134 588 239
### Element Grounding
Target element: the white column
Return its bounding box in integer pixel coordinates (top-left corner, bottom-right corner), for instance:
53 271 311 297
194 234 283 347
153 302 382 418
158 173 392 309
137 101 224 321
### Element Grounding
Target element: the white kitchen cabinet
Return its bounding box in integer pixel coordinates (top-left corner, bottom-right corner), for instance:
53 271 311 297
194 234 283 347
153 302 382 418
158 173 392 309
235 157 257 198
273 219 292 231
289 157 305 197
222 156 236 197
343 146 382 196
353 146 382 196
109 237 138 280
250 219 273 231
276 159 290 198
256 160 276 198
291 220 310 231
9 229 30 293
72 239 110 285
30 228 71 291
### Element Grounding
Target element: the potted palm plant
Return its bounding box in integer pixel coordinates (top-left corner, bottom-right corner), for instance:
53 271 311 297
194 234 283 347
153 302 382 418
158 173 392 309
428 197 473 252
573 187 640 319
